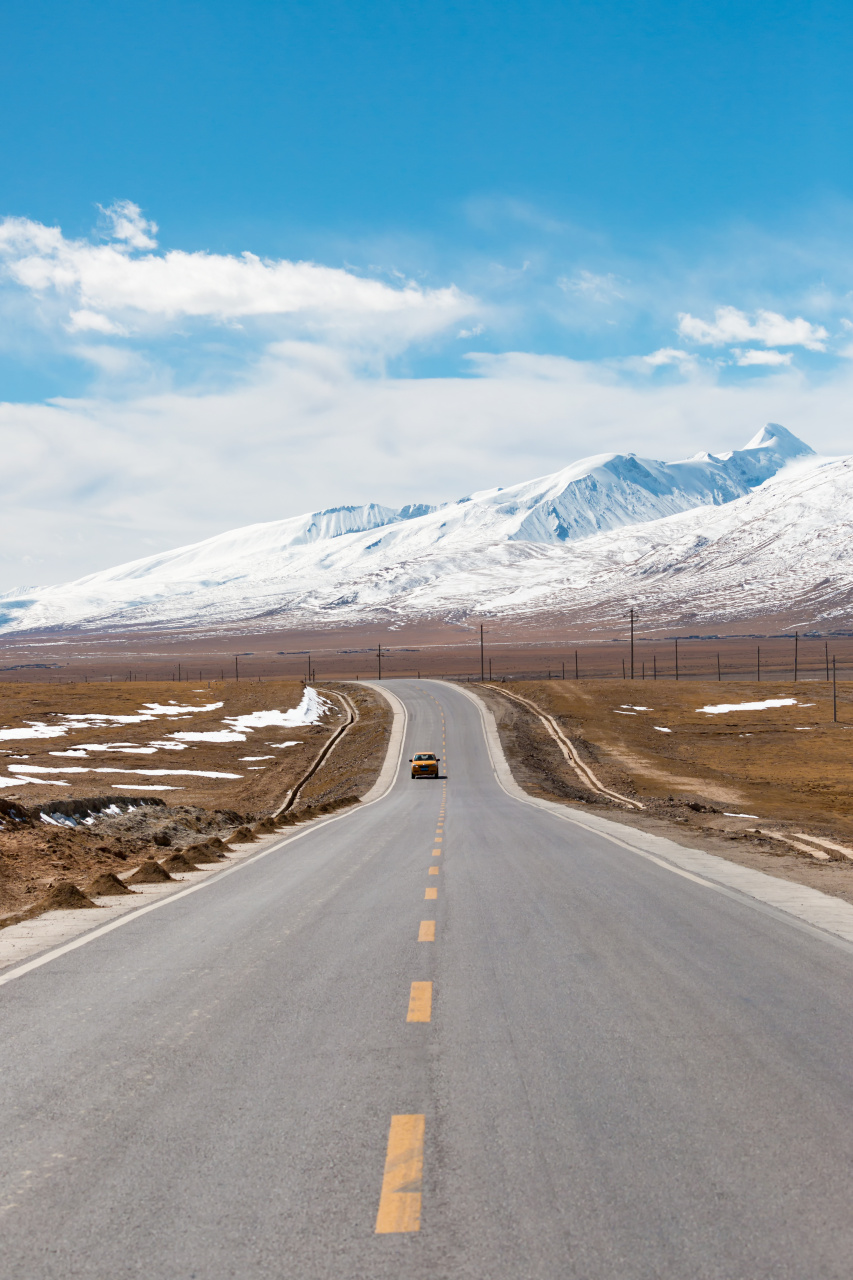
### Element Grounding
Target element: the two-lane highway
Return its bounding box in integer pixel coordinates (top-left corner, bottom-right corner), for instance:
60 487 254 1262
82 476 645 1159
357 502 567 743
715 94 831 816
3 680 853 1278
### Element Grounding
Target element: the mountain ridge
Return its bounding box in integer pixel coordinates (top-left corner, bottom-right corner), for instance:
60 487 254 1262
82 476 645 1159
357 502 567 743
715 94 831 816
1 423 843 635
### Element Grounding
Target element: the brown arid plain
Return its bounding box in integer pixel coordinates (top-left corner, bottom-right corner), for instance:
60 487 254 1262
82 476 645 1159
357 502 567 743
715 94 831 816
3 615 853 922
478 676 853 906
0 679 391 925
2 618 853 685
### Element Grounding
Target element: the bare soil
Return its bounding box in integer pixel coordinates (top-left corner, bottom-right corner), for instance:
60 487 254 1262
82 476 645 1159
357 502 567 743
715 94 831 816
0 679 391 925
478 678 853 908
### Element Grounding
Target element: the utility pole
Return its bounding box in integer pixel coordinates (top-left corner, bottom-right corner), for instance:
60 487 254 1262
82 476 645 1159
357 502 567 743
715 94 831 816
653 654 657 680
757 646 760 682
833 656 837 722
480 624 485 682
377 644 382 680
826 641 830 681
629 607 635 679
717 653 721 681
306 653 311 683
489 658 492 681
178 663 181 682
235 656 239 682
562 661 565 679
794 631 798 682
674 638 679 681
575 650 579 680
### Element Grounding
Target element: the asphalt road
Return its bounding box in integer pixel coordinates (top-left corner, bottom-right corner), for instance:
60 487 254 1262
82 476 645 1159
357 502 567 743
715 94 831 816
3 679 853 1279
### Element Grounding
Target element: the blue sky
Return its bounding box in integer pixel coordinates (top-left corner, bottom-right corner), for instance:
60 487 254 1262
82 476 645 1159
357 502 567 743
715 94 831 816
1 0 853 586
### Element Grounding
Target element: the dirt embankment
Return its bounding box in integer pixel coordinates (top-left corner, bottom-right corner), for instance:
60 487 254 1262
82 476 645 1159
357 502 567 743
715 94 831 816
477 677 853 907
0 680 391 926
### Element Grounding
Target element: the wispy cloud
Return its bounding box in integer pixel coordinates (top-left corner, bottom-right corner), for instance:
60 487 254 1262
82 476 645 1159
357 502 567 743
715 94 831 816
678 305 828 351
558 270 624 302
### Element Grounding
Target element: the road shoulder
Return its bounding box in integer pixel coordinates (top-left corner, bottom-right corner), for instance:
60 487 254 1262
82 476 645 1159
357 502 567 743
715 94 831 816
457 681 853 949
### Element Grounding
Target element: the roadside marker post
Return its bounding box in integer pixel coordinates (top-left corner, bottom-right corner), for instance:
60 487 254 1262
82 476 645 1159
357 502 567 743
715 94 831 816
833 656 837 722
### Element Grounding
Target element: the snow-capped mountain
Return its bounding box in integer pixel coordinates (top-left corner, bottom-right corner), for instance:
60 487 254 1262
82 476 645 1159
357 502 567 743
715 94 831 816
1 423 846 635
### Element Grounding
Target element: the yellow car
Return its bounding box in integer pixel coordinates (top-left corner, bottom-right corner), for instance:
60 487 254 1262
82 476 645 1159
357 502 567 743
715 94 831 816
410 752 440 779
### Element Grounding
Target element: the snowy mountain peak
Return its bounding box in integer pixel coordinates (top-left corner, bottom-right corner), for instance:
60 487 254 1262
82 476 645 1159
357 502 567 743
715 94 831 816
0 423 832 636
720 422 813 463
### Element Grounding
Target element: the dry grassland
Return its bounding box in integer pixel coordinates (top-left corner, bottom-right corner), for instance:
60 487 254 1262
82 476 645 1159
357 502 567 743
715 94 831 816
481 676 853 906
0 679 390 924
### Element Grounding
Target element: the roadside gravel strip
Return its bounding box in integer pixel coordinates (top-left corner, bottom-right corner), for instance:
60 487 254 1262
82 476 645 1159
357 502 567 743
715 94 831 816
462 684 853 950
0 684 406 981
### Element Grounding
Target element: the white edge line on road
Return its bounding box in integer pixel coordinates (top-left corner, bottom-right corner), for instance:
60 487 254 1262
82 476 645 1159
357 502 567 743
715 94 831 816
0 685 408 989
451 681 853 955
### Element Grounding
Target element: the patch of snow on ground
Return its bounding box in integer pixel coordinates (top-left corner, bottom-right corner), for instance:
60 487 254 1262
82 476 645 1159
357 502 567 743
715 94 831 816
62 713 158 725
141 701 224 714
240 756 275 760
224 688 331 733
169 730 247 743
9 764 242 779
654 727 672 733
266 741 300 748
613 710 636 715
697 698 798 714
0 776 69 787
112 784 183 790
50 743 159 756
621 705 652 710
0 723 67 741
724 812 760 818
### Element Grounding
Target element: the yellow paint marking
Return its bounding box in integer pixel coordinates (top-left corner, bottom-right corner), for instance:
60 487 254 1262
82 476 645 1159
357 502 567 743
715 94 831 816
407 981 432 1022
434 836 442 842
432 849 441 857
418 920 436 941
374 1114 425 1233
429 866 439 875
425 887 437 899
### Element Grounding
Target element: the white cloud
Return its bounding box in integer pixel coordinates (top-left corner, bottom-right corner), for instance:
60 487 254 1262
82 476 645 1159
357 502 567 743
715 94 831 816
558 270 624 302
678 305 828 351
733 348 793 366
67 309 127 335
0 206 473 342
642 347 695 367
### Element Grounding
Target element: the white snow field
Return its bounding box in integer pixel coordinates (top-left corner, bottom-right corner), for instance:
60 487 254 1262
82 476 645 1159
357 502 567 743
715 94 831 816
0 423 848 633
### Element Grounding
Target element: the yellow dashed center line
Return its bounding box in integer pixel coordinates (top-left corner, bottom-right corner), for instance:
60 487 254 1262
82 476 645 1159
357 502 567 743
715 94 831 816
432 849 441 857
418 920 436 942
407 981 433 1022
424 886 437 899
429 866 439 875
374 1114 425 1233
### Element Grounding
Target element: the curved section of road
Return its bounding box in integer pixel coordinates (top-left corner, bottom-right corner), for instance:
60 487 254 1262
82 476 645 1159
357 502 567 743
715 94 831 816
2 679 853 1278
